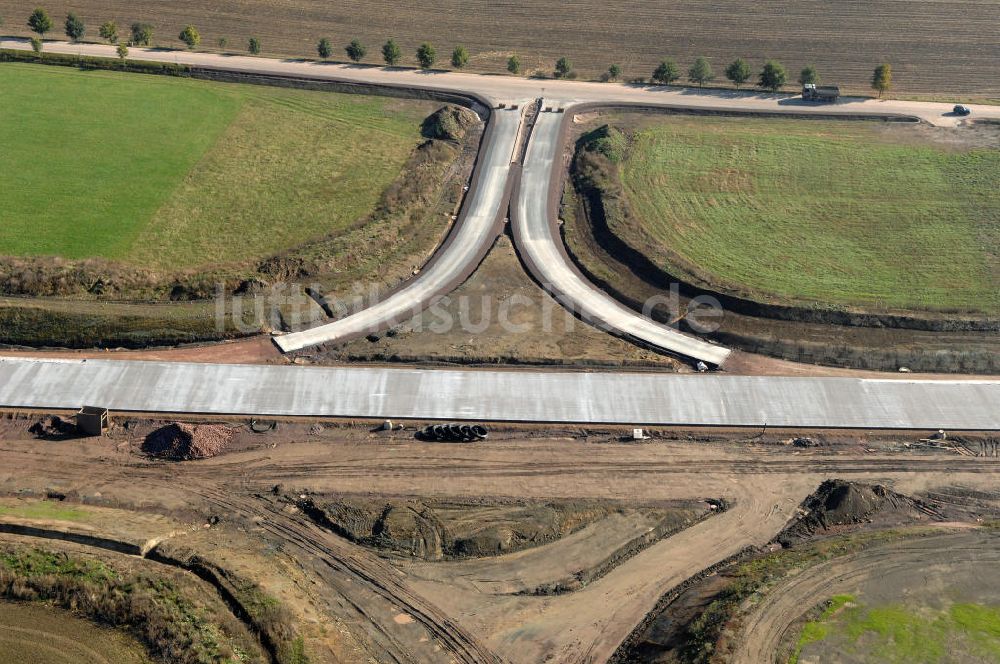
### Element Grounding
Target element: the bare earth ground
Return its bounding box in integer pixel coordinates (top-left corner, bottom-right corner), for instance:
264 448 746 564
0 600 152 664
733 529 1000 664
2 413 1000 662
1 0 998 97
302 234 684 369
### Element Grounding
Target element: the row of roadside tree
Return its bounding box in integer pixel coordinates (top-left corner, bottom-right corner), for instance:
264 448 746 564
17 7 893 96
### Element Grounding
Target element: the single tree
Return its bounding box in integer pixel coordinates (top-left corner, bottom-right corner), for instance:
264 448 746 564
507 54 521 75
872 63 892 98
30 36 43 54
218 36 228 49
130 22 153 46
27 8 52 37
64 12 84 42
799 64 819 86
317 37 332 59
554 56 572 78
345 38 366 62
248 36 261 55
725 58 751 88
178 25 200 49
607 63 622 81
688 57 713 86
416 42 436 69
116 42 128 61
98 20 118 44
758 59 787 92
652 59 679 85
451 45 469 69
382 39 401 66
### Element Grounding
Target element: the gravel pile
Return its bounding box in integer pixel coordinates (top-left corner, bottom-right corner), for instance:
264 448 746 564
143 423 233 460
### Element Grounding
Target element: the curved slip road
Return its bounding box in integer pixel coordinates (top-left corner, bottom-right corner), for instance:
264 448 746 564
274 105 522 352
513 108 732 366
1 357 998 429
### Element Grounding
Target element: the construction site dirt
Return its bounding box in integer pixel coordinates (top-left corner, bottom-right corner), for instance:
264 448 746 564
2 412 999 663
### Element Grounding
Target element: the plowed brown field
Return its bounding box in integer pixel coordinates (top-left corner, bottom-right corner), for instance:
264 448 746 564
1 0 997 96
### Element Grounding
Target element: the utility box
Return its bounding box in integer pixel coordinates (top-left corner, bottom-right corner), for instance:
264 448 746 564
76 406 109 436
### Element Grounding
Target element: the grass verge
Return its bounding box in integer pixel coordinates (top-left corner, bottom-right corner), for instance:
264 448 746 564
0 545 268 663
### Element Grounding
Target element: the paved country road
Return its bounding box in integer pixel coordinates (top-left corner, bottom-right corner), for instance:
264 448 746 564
3 39 997 126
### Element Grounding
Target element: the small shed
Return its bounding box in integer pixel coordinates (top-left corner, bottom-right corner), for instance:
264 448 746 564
76 406 109 436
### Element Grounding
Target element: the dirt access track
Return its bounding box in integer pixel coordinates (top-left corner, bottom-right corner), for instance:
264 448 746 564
2 422 1000 662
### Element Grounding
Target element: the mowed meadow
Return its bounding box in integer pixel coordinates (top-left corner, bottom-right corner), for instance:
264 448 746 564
1 0 998 96
0 63 433 269
620 116 1000 314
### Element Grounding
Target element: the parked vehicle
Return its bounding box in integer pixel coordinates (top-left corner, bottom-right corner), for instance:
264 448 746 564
953 104 971 116
802 83 840 102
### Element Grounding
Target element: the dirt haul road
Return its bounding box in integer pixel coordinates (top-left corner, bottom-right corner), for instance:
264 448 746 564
2 428 1000 663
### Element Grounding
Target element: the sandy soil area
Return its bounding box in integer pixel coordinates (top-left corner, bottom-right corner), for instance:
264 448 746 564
2 414 999 663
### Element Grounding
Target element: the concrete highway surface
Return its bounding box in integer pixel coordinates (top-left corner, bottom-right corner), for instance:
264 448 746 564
514 109 732 366
4 40 998 428
1 358 997 429
274 106 522 352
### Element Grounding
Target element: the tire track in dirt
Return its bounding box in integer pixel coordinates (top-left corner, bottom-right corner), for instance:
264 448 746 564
187 486 500 664
6 435 1000 663
732 530 1000 664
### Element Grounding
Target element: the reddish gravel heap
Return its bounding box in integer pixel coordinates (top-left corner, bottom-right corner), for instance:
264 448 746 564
143 423 233 460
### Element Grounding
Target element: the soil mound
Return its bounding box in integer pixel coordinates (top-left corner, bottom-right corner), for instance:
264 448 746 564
28 416 77 439
299 496 613 560
421 105 478 141
142 423 233 460
779 479 931 543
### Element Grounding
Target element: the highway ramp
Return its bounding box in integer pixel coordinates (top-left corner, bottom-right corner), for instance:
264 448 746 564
1 358 997 429
274 106 522 352
512 109 731 367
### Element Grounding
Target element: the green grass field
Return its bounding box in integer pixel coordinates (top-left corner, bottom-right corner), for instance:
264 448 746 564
620 117 1000 314
0 63 430 269
793 597 1000 663
0 500 90 521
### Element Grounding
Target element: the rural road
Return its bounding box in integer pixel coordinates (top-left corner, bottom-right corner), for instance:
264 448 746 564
1 357 998 429
4 39 996 126
514 108 732 366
